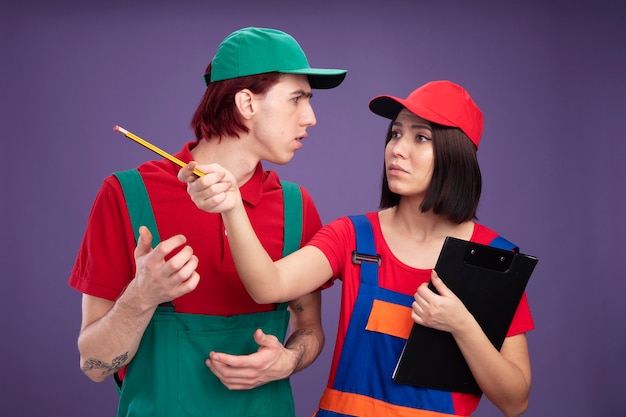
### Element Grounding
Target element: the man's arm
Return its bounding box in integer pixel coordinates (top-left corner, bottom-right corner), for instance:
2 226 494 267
284 290 324 373
205 290 324 390
77 227 200 382
78 292 157 382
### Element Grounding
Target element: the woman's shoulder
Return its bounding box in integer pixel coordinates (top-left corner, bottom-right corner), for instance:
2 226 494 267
310 212 378 245
328 212 379 230
471 223 518 248
471 222 498 243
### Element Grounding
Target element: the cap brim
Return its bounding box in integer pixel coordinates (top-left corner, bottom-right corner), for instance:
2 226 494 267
369 96 405 119
369 95 457 128
288 68 347 89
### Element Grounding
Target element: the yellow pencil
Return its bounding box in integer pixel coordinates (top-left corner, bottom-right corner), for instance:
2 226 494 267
113 125 204 177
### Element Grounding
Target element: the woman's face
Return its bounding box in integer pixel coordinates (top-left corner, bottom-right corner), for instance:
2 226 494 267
385 108 434 198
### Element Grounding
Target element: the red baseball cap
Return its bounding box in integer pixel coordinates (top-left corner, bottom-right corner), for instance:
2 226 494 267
368 80 484 148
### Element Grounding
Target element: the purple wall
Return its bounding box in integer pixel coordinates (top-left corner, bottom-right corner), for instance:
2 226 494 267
3 1 625 415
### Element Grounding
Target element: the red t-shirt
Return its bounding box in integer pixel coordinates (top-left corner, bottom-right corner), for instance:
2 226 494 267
69 142 322 315
307 212 534 389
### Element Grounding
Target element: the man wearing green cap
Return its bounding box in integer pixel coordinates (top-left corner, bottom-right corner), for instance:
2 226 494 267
69 27 346 416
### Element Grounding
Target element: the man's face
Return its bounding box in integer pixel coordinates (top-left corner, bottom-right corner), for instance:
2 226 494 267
249 73 317 165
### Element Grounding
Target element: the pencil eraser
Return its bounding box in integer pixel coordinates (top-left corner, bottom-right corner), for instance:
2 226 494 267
113 125 120 131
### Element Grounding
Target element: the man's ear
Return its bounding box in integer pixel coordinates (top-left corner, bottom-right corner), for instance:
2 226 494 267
234 89 255 120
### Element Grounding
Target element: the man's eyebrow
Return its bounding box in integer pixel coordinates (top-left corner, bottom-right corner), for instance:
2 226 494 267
291 89 313 98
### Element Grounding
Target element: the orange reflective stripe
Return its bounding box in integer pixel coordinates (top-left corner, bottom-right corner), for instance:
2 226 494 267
318 388 461 417
365 299 413 339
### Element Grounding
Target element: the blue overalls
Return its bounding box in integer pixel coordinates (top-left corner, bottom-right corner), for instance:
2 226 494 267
315 215 517 417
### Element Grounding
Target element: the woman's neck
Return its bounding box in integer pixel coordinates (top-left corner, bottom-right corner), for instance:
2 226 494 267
391 200 472 242
378 204 475 269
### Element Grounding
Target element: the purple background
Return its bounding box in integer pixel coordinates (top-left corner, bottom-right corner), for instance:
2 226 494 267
2 1 625 415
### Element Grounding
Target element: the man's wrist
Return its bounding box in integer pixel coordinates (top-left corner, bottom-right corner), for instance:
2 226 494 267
285 342 305 373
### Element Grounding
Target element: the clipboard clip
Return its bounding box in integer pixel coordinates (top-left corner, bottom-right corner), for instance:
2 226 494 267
352 251 381 266
464 245 514 272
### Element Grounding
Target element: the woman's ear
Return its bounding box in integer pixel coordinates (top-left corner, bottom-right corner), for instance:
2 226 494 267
234 89 254 120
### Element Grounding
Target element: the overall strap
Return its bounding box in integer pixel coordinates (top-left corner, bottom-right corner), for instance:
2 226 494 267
280 180 302 257
489 235 519 252
114 171 303 312
278 180 303 311
114 173 303 253
348 215 381 285
113 169 161 247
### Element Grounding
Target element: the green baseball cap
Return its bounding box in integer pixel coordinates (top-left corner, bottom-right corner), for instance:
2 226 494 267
206 27 347 89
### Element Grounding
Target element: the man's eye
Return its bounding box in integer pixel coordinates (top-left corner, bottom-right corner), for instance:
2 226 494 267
292 96 301 103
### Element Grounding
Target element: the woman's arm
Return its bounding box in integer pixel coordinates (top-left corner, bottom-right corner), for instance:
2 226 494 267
413 272 531 417
178 163 333 303
450 318 531 417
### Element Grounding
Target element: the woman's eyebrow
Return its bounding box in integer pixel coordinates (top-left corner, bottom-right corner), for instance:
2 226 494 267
412 123 432 131
392 120 432 130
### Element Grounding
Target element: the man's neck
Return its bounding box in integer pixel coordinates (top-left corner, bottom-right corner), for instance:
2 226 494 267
190 136 259 185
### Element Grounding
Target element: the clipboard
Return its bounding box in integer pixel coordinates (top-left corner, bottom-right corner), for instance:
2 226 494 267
392 236 538 395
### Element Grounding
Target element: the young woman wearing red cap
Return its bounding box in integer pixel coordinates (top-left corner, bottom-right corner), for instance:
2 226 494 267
180 80 533 417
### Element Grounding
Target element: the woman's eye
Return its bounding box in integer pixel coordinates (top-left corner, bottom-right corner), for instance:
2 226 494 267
391 130 401 138
417 134 431 142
